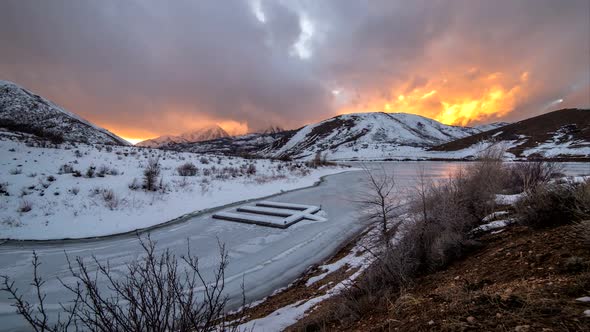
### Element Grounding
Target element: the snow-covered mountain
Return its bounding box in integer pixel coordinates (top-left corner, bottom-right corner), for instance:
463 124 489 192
165 112 481 160
137 125 229 148
0 80 129 145
262 112 480 160
432 109 590 159
473 122 510 132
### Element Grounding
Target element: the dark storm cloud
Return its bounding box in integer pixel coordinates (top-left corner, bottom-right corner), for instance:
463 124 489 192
0 0 331 135
0 0 588 136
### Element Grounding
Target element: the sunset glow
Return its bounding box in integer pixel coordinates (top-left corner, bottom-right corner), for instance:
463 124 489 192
120 137 145 145
336 69 530 126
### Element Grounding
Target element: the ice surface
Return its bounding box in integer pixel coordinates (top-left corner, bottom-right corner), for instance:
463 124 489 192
213 202 323 228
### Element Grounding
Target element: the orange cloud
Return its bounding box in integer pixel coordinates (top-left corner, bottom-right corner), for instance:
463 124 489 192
92 106 250 143
337 69 531 126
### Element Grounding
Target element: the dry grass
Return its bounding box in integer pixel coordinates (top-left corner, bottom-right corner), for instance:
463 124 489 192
516 180 590 229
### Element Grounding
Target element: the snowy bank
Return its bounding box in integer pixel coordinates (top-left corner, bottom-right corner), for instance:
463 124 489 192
0 139 345 240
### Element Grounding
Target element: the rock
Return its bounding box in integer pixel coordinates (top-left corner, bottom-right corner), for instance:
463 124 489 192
466 316 476 323
428 320 435 325
515 325 531 331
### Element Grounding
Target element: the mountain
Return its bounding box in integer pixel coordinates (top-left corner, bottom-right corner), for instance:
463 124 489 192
473 121 510 132
164 130 292 156
432 108 590 159
261 126 285 134
137 125 229 148
0 80 129 145
262 112 480 160
166 112 482 160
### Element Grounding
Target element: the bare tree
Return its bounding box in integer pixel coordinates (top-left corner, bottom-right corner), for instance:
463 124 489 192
357 166 401 247
2 236 246 332
143 157 161 191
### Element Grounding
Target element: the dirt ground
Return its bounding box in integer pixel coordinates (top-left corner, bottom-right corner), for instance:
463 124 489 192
287 224 590 331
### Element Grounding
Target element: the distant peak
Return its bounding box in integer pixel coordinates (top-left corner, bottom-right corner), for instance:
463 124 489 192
261 125 285 134
137 125 229 148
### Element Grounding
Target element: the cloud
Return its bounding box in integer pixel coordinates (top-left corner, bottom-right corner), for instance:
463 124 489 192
302 0 590 124
0 0 332 137
0 0 588 138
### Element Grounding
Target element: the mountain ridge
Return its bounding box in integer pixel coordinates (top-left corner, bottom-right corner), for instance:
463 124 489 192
431 108 590 158
137 125 230 148
0 80 129 145
165 112 482 160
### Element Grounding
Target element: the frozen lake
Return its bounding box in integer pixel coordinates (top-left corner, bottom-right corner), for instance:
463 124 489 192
0 161 588 331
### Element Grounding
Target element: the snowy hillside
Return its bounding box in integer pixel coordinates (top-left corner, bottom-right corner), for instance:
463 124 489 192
0 80 129 145
473 122 510 132
137 125 229 148
263 112 480 160
168 130 295 156
432 109 590 160
0 135 343 240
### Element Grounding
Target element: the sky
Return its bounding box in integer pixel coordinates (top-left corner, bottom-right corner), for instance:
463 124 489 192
1 0 589 143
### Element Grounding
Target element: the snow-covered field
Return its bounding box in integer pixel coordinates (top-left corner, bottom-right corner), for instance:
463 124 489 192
0 136 343 240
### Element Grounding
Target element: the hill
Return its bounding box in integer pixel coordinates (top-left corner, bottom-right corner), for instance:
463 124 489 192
432 108 590 159
0 80 129 145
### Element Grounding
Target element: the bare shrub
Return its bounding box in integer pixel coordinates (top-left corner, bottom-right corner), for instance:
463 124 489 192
200 178 210 193
516 180 590 229
177 162 198 176
2 216 22 227
19 187 29 197
128 178 141 190
173 176 191 189
88 186 102 197
203 168 212 177
97 165 109 177
143 158 161 191
1 237 245 332
38 178 50 189
306 151 334 168
9 168 22 175
85 166 96 178
101 189 119 210
70 187 80 195
58 164 75 174
18 199 32 213
504 161 563 193
253 174 287 184
246 164 257 176
0 182 9 196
